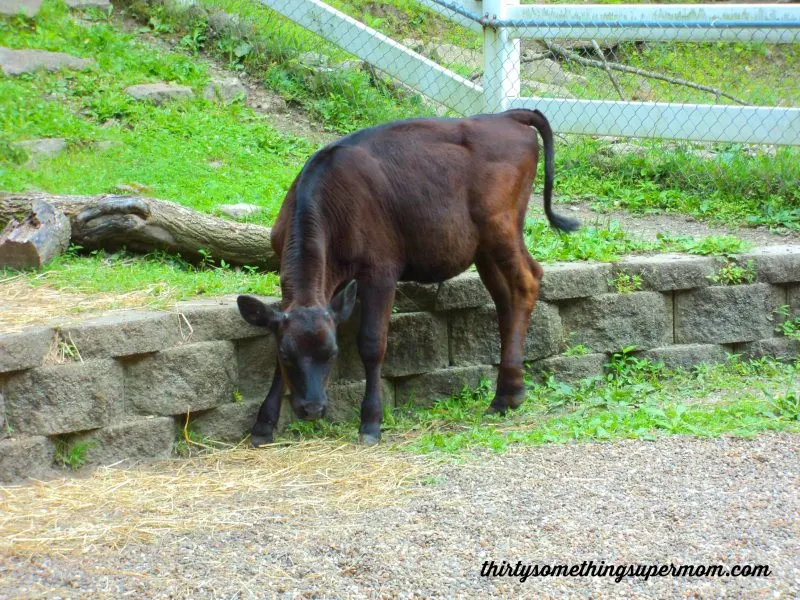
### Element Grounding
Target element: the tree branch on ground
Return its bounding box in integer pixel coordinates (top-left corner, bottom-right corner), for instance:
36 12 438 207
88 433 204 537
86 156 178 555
0 192 279 271
545 41 749 106
591 40 626 101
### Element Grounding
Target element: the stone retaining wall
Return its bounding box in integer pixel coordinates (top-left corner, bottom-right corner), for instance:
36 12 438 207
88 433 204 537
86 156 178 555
2 247 799 481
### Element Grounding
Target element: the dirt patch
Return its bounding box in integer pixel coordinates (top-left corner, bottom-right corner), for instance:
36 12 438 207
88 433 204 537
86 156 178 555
528 196 800 247
2 433 798 597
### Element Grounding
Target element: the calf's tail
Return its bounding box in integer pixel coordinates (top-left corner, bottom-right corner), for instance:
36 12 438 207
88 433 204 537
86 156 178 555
503 108 580 232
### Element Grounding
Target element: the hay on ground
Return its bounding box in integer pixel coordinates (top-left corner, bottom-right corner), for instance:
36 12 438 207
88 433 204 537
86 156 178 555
0 441 430 556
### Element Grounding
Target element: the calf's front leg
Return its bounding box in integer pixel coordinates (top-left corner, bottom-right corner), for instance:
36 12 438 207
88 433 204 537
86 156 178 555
250 358 285 446
355 281 396 446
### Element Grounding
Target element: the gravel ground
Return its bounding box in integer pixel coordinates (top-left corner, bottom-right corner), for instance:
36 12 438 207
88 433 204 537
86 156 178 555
2 433 798 599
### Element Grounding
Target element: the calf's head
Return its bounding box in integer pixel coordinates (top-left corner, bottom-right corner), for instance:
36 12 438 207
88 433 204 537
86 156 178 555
236 281 358 421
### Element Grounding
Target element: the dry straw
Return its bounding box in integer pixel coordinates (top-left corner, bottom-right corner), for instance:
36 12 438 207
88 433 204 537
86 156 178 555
0 441 430 557
0 274 172 332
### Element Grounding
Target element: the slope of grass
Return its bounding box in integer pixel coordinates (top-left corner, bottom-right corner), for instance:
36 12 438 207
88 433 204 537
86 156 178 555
0 1 311 223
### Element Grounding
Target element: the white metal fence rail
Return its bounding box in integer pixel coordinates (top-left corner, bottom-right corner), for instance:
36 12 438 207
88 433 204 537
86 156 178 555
261 0 800 145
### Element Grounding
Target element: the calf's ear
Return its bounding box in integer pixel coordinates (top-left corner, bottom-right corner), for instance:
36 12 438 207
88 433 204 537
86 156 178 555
329 279 358 324
237 295 285 332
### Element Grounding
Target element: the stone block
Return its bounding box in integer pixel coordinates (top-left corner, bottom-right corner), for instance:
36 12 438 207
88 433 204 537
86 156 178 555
236 336 277 400
0 326 53 373
0 436 55 483
59 311 183 359
126 83 194 105
0 47 93 76
435 272 490 311
674 284 785 345
394 365 498 408
0 0 41 18
790 284 800 313
394 281 439 313
176 296 280 341
191 400 261 444
125 341 237 416
611 253 718 291
533 353 607 384
734 338 800 362
639 344 728 371
560 292 672 353
449 302 562 366
540 262 611 301
5 359 123 435
65 0 111 9
383 312 449 377
202 77 247 103
326 379 394 423
70 417 176 466
735 246 800 284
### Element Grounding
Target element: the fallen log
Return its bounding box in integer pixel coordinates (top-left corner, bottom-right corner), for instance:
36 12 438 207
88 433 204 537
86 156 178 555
0 199 72 269
0 192 279 271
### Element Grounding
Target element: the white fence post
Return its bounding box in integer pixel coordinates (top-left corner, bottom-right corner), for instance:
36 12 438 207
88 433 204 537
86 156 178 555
482 0 520 113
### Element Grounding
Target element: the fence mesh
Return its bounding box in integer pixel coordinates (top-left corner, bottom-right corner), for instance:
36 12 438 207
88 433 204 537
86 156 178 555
190 0 800 228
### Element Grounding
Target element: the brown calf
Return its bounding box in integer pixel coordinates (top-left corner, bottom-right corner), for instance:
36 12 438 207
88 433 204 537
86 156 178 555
237 108 579 446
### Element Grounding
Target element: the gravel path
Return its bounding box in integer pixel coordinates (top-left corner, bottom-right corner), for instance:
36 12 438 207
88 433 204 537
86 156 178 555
2 433 798 599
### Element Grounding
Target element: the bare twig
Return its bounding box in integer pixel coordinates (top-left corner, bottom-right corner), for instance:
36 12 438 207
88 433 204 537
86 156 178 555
591 39 625 101
545 41 749 106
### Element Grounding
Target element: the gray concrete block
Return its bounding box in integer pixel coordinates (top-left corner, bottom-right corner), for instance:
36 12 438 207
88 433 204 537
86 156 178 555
0 436 55 483
540 262 611 301
394 365 497 408
675 284 785 345
790 284 800 313
70 417 176 466
734 338 800 362
0 326 53 374
735 245 800 284
191 400 260 444
59 311 183 358
5 359 123 435
126 83 194 105
533 353 607 384
394 281 439 313
611 253 718 291
236 335 277 401
560 292 672 353
125 341 237 416
450 301 562 366
383 312 449 377
639 344 729 371
326 379 394 423
435 272 491 311
176 296 280 341
0 0 42 18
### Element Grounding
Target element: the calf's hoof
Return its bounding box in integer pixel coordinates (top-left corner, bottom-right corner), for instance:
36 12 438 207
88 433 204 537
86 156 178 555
485 391 526 416
250 423 274 447
358 432 381 446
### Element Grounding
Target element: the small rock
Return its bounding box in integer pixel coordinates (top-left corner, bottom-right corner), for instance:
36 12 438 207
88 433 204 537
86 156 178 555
333 60 365 72
64 0 111 9
126 83 194 105
12 138 67 165
253 95 287 114
93 140 120 151
218 203 263 220
298 52 328 67
202 77 247 103
0 0 41 18
522 57 586 86
521 79 575 99
0 47 93 76
113 182 153 195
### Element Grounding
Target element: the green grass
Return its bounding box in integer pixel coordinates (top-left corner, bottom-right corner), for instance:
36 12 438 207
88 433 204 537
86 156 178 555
284 352 800 454
2 246 280 311
0 1 312 223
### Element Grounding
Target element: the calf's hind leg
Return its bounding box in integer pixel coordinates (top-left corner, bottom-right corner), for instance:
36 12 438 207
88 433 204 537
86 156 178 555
475 244 542 414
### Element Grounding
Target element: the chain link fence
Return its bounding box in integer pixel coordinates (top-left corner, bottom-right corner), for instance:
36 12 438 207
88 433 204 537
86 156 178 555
182 0 800 227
